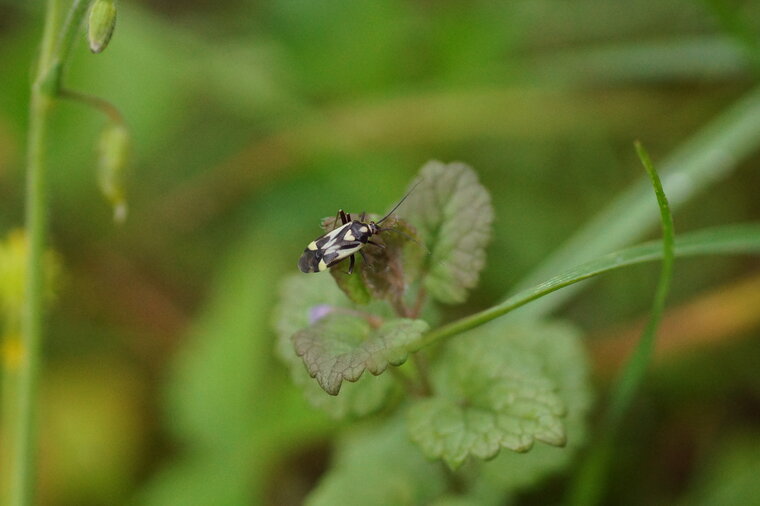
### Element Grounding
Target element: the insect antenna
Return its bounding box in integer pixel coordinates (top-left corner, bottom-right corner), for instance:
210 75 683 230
376 180 422 225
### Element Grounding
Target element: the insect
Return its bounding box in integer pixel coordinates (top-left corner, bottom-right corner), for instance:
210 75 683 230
298 183 419 274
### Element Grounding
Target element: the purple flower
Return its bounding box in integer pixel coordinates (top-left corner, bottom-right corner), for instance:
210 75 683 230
309 304 335 324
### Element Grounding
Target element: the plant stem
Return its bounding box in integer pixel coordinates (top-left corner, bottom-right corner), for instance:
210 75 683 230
411 224 760 352
567 143 675 506
6 1 95 504
13 100 50 506
59 88 126 124
4 2 111 502
8 0 60 501
53 0 91 72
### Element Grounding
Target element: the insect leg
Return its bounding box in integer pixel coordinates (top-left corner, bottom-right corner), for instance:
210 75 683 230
339 209 349 224
330 210 342 230
359 211 366 222
367 240 385 249
359 249 374 271
347 254 355 274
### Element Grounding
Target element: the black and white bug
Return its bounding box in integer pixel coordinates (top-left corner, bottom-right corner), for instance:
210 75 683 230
298 184 418 274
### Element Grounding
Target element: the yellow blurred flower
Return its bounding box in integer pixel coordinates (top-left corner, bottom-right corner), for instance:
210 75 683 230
0 229 60 323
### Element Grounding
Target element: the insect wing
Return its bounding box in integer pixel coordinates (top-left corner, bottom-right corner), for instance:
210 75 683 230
321 223 363 267
298 221 362 273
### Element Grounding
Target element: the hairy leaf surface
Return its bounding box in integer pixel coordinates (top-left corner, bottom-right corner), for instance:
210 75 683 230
403 160 493 304
407 320 589 469
473 321 591 496
273 274 397 417
293 313 428 395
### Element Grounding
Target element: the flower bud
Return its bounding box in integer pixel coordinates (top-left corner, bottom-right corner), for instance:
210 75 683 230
88 0 117 54
97 123 130 223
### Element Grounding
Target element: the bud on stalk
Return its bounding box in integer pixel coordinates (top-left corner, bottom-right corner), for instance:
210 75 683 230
88 0 117 54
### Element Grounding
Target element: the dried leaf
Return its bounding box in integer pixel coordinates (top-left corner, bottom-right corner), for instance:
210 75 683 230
322 215 423 308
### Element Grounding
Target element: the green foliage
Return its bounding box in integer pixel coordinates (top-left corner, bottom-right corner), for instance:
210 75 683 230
464 320 591 500
511 85 760 318
294 314 428 395
270 148 760 505
569 144 675 506
305 417 447 506
141 235 279 504
141 233 332 505
407 321 587 469
403 161 494 304
280 161 494 400
274 273 402 418
273 150 760 504
414 223 760 352
7 1 760 504
273 160 592 501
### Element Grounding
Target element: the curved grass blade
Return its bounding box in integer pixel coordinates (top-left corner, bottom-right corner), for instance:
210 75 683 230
413 222 760 352
566 142 674 506
512 86 760 318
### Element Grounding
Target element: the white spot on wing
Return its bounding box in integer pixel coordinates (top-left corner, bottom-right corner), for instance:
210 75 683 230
341 245 362 256
318 259 328 271
307 241 318 251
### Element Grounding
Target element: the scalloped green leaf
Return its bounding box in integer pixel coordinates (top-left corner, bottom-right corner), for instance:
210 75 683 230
272 274 398 418
403 160 493 304
407 320 589 469
293 313 428 395
306 417 447 506
474 321 592 496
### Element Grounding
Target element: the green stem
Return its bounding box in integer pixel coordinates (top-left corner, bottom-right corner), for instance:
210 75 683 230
412 223 760 352
567 142 675 506
8 0 60 500
52 0 91 72
605 142 674 428
59 88 126 124
5 1 93 504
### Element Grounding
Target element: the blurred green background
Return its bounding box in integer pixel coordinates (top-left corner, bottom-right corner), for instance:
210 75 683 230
1 0 760 504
